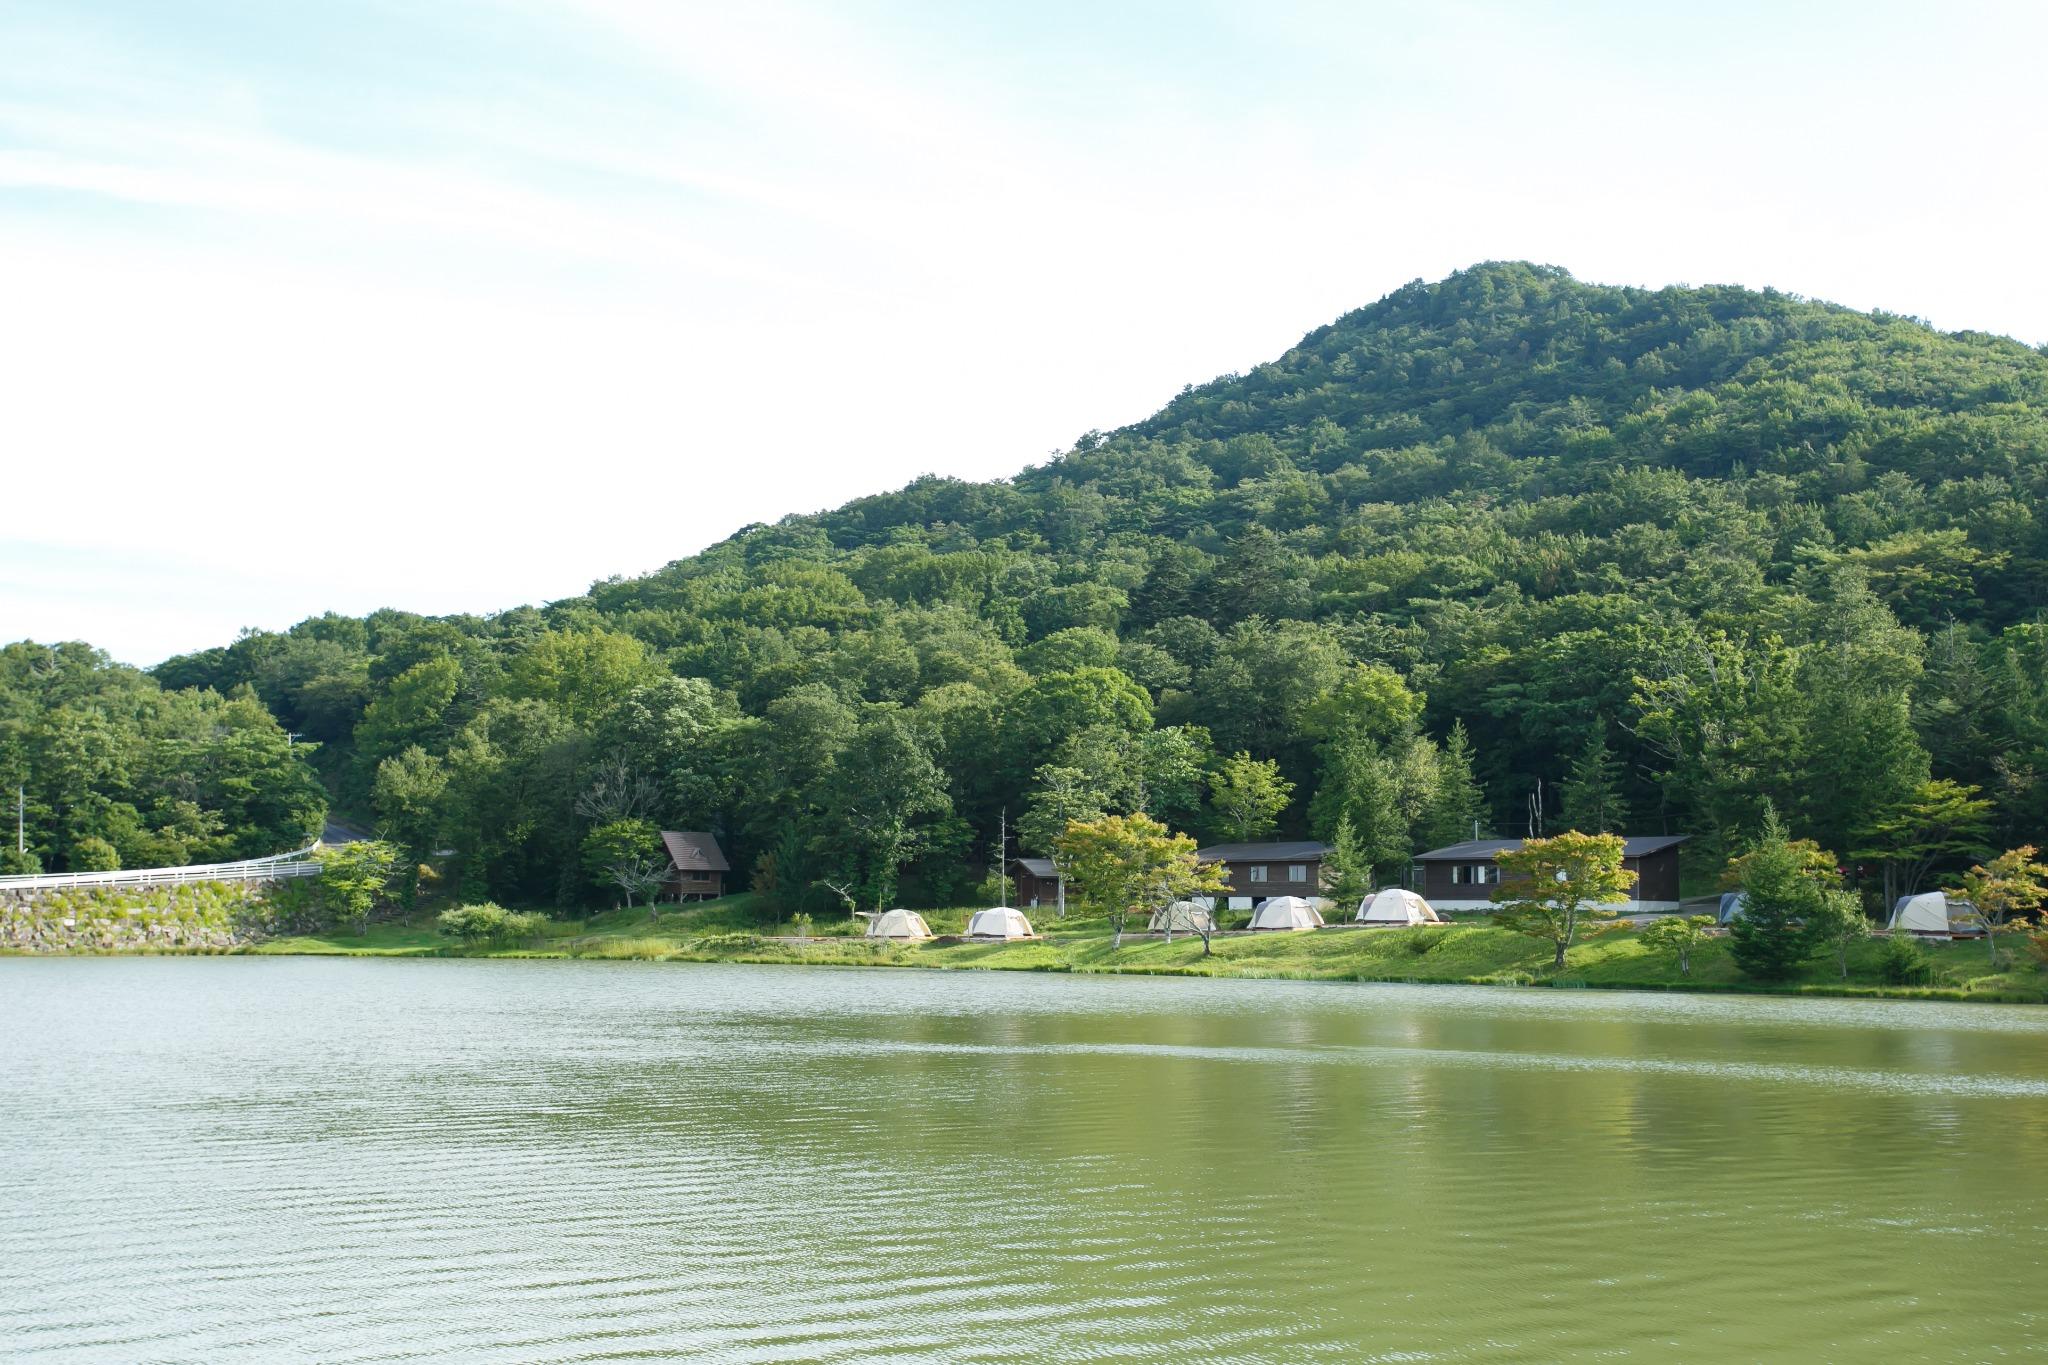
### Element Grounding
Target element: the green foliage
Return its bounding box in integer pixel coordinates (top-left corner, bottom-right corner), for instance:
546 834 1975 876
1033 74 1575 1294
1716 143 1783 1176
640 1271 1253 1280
1807 891 1871 981
69 835 120 872
1727 808 1835 981
436 902 549 946
1416 721 1487 850
1875 932 1933 986
316 840 401 935
1852 779 1995 899
1491 831 1634 968
813 709 952 911
1960 844 2048 965
23 260 2034 916
1558 724 1624 834
1637 914 1714 976
0 641 325 873
1055 812 1228 945
1320 813 1372 909
581 817 665 907
1207 752 1292 842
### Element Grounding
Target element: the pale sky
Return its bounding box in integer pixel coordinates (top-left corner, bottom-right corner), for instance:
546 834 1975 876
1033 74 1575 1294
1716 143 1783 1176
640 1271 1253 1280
4 0 2045 666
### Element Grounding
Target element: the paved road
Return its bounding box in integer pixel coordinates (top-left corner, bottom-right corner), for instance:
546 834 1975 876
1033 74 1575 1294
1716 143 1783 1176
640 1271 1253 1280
321 818 369 846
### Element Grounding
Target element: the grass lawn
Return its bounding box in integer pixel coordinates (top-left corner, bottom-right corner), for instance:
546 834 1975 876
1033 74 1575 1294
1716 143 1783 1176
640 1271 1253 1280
255 895 2048 1003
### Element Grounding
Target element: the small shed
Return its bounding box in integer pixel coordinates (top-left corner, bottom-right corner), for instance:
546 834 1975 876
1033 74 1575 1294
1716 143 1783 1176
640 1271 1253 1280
966 907 1035 940
1009 857 1061 907
1248 896 1325 931
863 908 934 941
1887 893 1985 939
1356 887 1441 926
1149 900 1216 933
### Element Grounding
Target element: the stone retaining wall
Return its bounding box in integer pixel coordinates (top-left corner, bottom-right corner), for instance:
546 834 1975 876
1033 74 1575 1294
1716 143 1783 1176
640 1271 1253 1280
0 882 273 954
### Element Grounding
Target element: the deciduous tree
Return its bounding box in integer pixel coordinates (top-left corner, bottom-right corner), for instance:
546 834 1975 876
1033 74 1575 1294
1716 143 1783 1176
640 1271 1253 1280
1490 831 1633 969
1056 812 1227 949
1208 752 1291 842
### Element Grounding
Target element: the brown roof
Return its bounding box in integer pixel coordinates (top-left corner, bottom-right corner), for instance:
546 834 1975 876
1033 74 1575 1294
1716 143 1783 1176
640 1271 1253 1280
661 831 730 873
1196 841 1329 863
1414 836 1688 861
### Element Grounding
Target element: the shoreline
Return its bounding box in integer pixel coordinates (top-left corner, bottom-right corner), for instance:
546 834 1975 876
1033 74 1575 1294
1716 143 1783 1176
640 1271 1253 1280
12 929 2042 1006
8 888 2041 1005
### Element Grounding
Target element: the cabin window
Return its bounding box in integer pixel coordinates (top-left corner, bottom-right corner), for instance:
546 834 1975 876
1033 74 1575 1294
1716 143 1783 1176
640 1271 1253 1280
1288 864 1308 882
1451 863 1498 886
1249 864 1268 882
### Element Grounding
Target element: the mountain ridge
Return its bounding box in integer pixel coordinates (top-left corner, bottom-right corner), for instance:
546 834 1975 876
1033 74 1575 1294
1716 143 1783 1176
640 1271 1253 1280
9 262 2044 910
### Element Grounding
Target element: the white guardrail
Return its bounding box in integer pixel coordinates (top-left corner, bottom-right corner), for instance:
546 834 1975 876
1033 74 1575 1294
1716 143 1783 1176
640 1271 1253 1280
0 845 325 892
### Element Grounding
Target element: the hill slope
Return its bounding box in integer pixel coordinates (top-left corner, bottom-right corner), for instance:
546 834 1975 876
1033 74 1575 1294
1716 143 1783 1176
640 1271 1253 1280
96 262 2048 908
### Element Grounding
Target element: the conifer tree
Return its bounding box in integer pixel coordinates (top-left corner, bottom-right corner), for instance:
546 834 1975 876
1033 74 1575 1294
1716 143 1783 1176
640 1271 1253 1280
1416 721 1486 849
1558 723 1624 834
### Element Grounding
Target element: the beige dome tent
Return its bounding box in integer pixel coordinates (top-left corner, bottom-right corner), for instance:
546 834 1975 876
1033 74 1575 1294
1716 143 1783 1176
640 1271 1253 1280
1356 887 1441 926
966 906 1035 940
1249 896 1324 931
1887 893 1985 939
863 908 934 941
1148 900 1216 932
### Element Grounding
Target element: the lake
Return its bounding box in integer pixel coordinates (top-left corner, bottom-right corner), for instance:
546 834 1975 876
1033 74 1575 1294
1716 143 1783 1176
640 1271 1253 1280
3 959 2045 1360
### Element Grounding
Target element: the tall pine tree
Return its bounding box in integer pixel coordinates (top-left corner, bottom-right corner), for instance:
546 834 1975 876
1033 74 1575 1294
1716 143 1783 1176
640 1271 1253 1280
1558 723 1624 833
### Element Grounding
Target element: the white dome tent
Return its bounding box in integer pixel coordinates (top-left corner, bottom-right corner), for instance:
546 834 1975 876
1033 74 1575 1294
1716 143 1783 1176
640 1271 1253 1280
966 907 1035 940
1248 896 1325 931
1356 888 1441 926
1149 900 1216 933
862 908 934 941
1887 892 1985 939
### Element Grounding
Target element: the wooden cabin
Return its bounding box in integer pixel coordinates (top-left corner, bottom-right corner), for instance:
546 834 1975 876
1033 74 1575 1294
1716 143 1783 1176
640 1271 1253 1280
1411 836 1687 911
1194 841 1330 907
660 830 730 901
1009 857 1060 908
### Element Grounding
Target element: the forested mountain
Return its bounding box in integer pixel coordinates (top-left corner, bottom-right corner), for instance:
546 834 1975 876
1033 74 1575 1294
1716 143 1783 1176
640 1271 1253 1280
17 263 2048 908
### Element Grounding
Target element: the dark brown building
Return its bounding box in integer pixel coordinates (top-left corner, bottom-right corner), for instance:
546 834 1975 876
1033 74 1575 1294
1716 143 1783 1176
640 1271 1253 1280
1195 841 1330 905
1411 836 1687 910
1010 857 1061 908
660 830 729 901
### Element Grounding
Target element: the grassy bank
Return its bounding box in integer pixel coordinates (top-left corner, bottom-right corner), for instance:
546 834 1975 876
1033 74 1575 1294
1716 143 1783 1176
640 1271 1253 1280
243 895 2048 1004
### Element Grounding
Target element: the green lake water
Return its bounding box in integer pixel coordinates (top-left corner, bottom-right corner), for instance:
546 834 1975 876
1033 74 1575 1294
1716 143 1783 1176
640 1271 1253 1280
3 958 2045 1361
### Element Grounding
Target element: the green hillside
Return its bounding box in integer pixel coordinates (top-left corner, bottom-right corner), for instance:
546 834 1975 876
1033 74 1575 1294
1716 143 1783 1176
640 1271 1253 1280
16 263 2048 910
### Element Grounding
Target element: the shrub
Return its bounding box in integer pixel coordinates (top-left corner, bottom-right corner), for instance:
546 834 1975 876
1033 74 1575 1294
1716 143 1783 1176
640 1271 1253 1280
71 836 121 872
1876 933 1933 986
437 902 549 946
1404 927 1449 956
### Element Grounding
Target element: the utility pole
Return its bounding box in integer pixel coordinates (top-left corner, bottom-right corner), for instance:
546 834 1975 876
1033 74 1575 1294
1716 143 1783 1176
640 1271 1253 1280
16 785 23 857
995 808 1010 907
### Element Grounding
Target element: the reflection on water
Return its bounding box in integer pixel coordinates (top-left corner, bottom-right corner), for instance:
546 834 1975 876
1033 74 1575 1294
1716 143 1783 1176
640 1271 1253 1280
3 959 2045 1361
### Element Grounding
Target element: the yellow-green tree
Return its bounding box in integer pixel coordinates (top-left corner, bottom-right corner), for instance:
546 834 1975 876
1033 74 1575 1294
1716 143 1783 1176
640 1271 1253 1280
1491 831 1633 969
1962 845 2048 964
1056 813 1228 949
1637 913 1714 977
